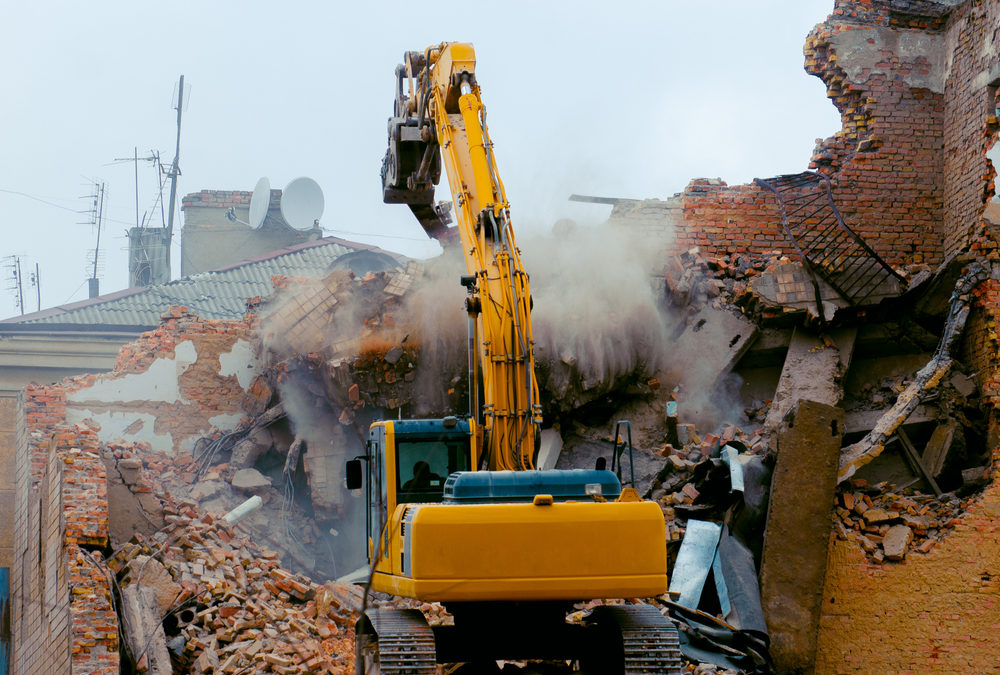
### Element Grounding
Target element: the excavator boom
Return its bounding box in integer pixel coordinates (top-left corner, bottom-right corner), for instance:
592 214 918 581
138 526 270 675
382 42 540 470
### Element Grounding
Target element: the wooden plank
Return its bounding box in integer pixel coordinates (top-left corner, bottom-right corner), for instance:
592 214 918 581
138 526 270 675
921 420 956 477
897 427 942 496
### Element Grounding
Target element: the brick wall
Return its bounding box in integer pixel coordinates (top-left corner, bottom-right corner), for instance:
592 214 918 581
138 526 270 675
813 274 1000 672
805 37 945 266
608 181 794 263
13 388 118 674
12 308 259 673
943 0 1000 259
64 307 258 454
614 1 975 269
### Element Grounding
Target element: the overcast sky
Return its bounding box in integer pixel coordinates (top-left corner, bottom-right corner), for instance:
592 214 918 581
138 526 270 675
0 1 840 320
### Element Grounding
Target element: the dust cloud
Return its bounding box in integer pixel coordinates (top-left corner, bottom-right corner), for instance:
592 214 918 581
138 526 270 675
399 248 468 416
521 216 745 430
520 219 673 410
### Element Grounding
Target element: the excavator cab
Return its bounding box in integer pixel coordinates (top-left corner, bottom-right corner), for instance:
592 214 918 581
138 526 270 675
346 417 476 565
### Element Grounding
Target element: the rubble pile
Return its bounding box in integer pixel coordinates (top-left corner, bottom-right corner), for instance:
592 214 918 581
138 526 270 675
258 264 461 414
648 423 766 542
664 246 929 324
832 479 977 562
107 427 340 581
107 496 366 674
665 247 796 318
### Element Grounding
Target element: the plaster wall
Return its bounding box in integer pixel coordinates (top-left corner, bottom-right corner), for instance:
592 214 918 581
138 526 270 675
64 332 259 453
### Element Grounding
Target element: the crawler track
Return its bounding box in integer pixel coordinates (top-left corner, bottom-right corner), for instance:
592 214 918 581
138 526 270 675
589 604 683 675
357 608 437 675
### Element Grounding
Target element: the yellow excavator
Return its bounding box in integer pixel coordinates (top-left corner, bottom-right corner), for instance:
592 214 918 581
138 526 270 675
345 42 681 674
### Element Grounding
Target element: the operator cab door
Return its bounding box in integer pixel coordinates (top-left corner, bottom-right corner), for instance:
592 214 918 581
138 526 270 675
366 426 389 565
348 419 476 566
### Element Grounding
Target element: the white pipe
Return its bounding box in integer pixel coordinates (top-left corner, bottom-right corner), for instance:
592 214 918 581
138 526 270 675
222 495 262 524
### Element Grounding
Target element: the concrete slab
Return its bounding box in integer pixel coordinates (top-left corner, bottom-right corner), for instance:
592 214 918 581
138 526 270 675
763 326 856 439
536 429 563 471
843 405 936 435
665 305 759 393
122 585 171 674
759 400 844 673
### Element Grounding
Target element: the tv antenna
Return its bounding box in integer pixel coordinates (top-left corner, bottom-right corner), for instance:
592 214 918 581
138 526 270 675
80 181 106 297
164 75 187 273
3 256 24 315
111 150 159 229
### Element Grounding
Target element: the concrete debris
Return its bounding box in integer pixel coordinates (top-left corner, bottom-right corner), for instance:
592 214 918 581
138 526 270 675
760 400 844 673
121 584 171 674
761 326 856 444
231 468 272 492
881 524 913 561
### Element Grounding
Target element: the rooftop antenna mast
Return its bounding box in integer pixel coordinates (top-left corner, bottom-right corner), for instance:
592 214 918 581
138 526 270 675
80 181 106 298
164 74 186 277
3 256 24 316
91 182 105 297
31 263 40 312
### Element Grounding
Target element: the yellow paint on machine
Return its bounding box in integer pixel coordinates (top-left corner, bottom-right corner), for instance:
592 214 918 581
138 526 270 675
371 499 667 602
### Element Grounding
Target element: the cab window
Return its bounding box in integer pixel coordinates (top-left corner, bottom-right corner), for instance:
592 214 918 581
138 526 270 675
396 437 469 503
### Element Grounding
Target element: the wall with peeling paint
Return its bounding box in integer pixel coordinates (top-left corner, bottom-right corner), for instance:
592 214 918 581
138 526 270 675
62 312 260 454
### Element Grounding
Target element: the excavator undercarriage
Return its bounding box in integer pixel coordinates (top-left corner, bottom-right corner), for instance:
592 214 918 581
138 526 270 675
357 603 682 674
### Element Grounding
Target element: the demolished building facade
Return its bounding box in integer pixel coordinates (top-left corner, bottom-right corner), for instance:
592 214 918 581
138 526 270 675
9 0 1000 672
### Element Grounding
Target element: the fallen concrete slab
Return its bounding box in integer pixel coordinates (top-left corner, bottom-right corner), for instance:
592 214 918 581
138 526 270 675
760 399 844 673
843 404 936 434
665 304 760 393
122 585 171 674
762 326 856 441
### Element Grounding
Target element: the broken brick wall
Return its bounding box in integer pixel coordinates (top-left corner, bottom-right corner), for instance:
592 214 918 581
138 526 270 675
12 308 262 673
609 181 795 263
803 2 948 266
614 1 970 269
65 308 259 454
942 0 1000 258
12 387 118 674
812 274 1000 669
815 458 1000 673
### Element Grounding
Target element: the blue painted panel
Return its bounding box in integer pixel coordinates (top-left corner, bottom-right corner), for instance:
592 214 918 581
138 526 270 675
443 469 622 503
0 567 9 675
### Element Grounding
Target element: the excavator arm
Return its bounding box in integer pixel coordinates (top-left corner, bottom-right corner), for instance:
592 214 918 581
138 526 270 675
382 43 541 470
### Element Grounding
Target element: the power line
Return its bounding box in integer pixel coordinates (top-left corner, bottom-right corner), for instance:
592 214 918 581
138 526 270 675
0 187 137 227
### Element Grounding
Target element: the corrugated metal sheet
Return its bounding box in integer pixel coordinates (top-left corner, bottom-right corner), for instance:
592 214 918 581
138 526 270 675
13 238 390 326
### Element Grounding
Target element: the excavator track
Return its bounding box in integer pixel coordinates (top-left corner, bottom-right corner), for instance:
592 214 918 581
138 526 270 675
357 608 437 675
588 604 683 675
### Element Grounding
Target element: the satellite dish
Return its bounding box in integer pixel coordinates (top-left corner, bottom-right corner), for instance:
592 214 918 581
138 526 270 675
281 177 324 230
248 177 270 229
